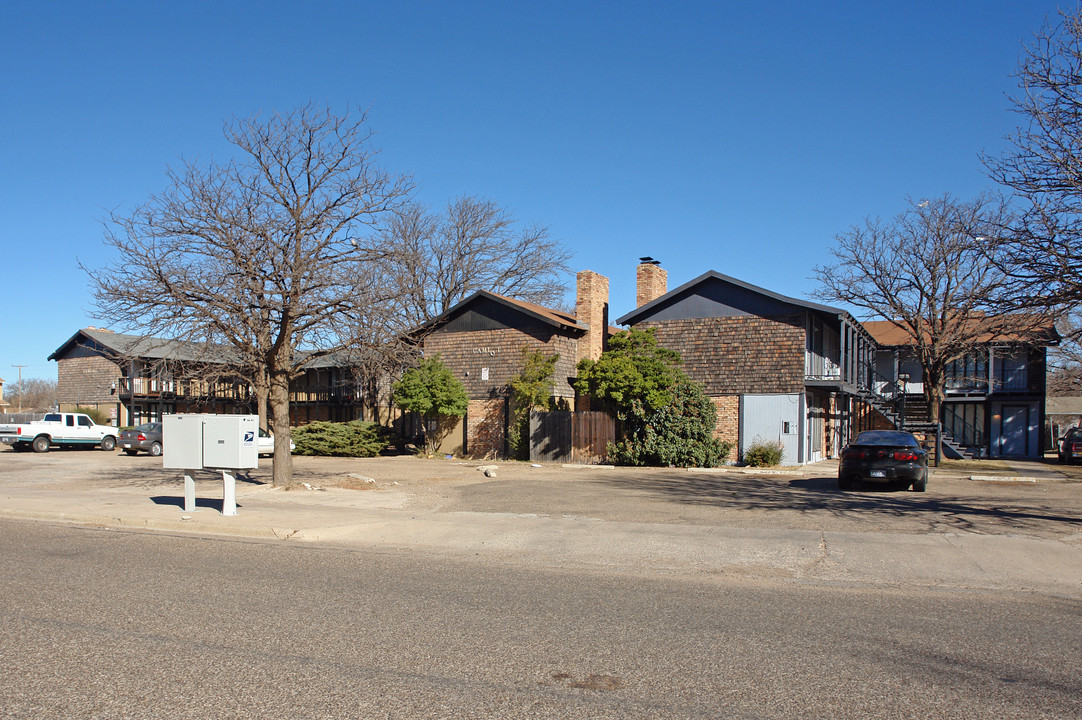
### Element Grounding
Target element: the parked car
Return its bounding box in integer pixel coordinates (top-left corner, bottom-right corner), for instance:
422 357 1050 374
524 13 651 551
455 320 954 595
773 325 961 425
119 422 163 456
1059 427 1082 463
257 428 295 457
838 430 928 492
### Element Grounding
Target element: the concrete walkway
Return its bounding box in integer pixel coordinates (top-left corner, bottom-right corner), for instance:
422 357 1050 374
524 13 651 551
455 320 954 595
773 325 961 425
2 458 1080 598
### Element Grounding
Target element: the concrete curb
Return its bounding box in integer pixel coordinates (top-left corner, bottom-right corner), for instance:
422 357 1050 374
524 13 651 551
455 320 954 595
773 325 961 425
687 466 808 476
969 475 1038 483
0 508 293 540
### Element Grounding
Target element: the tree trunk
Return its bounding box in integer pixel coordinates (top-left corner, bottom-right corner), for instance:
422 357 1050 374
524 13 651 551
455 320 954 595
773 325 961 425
254 373 270 432
269 368 293 486
923 363 946 426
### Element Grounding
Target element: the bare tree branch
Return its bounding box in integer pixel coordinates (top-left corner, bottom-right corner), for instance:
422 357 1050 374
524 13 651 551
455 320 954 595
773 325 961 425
813 194 1057 423
378 196 573 330
83 105 412 485
984 8 1082 309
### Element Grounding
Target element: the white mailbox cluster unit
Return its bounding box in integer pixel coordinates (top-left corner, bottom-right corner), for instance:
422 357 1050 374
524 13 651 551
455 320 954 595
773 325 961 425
163 414 259 516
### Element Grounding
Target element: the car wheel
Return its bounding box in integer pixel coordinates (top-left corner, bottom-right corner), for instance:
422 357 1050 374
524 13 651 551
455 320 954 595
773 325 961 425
838 475 852 490
32 436 50 453
911 469 928 492
100 436 117 451
149 441 162 457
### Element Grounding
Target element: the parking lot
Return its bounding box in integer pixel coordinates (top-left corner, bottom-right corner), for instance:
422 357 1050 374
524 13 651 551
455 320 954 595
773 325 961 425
3 445 1081 542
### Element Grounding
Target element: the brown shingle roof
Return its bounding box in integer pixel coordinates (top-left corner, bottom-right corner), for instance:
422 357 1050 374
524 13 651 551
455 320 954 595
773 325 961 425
862 318 1059 347
406 290 587 337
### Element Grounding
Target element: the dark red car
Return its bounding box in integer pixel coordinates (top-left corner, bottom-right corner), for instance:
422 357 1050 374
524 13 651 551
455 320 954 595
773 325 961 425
838 430 928 492
1059 427 1082 463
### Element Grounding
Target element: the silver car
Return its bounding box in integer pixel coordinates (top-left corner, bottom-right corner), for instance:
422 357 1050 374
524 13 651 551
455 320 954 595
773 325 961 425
118 422 163 456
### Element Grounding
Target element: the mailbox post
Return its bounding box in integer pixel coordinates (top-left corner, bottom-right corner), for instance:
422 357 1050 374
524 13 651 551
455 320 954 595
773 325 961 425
163 414 258 516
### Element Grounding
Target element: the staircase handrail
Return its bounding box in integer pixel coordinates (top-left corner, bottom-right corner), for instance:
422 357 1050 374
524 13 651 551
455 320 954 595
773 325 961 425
942 411 984 450
863 366 905 406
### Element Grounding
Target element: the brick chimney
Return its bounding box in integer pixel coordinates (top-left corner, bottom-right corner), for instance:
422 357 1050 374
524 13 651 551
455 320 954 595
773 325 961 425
636 257 667 307
575 270 609 364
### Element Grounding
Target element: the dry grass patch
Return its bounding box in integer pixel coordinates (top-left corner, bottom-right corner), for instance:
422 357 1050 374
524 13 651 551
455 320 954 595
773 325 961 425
937 459 1013 473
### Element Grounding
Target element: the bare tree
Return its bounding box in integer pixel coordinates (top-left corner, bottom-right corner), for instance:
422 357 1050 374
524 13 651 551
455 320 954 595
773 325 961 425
380 196 573 329
5 378 58 412
813 194 1054 425
984 8 1082 316
1047 309 1082 396
85 105 411 485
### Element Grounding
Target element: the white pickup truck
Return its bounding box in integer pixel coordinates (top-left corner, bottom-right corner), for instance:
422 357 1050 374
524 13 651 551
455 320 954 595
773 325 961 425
0 412 119 453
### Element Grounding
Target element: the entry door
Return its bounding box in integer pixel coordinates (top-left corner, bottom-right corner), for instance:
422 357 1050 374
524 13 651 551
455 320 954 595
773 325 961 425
1000 405 1029 456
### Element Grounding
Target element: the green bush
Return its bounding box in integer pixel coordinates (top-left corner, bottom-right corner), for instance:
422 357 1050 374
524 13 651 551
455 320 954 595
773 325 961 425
75 406 112 426
743 439 784 467
607 381 732 468
292 420 397 457
392 356 469 455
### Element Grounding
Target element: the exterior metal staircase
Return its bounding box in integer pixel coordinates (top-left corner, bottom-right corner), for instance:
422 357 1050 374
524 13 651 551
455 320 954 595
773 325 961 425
856 386 980 460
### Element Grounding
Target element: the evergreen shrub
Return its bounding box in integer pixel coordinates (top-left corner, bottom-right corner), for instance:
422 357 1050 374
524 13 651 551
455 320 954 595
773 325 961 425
743 439 784 467
292 420 397 457
75 406 112 426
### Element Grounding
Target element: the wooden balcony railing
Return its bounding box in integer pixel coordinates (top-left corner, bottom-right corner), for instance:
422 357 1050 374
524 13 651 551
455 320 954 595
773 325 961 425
119 377 355 403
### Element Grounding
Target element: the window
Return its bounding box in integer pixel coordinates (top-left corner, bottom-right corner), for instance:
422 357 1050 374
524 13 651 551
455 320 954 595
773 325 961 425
993 349 1028 391
78 416 92 427
943 403 984 448
946 351 987 392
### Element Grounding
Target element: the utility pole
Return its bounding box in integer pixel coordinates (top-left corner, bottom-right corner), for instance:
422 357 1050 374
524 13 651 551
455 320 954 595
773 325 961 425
11 364 26 413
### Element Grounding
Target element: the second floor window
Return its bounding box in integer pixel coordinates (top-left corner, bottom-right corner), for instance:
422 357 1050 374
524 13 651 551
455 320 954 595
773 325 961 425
945 352 987 391
993 349 1028 391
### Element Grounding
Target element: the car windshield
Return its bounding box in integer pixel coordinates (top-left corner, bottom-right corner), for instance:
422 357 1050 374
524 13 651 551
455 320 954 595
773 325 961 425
853 431 918 447
136 423 156 431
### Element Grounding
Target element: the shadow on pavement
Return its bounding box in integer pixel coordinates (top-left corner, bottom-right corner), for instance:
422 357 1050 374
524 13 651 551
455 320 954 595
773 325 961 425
150 496 240 513
596 471 1082 535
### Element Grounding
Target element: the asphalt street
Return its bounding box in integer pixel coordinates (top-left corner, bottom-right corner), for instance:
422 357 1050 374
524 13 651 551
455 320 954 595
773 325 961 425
2 521 1080 720
2 449 1081 717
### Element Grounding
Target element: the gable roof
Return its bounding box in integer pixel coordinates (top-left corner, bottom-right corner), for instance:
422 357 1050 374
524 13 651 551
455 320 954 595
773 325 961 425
616 270 850 326
407 290 587 337
49 328 238 363
48 328 354 369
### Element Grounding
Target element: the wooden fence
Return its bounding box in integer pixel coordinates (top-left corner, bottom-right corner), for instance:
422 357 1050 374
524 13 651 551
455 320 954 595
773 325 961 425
529 410 616 464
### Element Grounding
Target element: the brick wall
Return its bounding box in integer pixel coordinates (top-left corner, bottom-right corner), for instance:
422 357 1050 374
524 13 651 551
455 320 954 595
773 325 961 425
636 263 667 307
851 399 895 434
467 398 506 458
638 315 806 395
423 326 579 400
57 355 122 404
711 394 739 462
826 393 838 458
575 270 608 364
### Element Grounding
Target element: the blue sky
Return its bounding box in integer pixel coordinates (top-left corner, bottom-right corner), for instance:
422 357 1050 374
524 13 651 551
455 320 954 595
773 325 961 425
0 1 1060 382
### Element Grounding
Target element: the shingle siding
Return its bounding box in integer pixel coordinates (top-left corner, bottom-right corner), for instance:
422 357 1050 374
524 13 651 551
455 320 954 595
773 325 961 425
638 314 806 395
57 355 121 405
423 326 579 401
